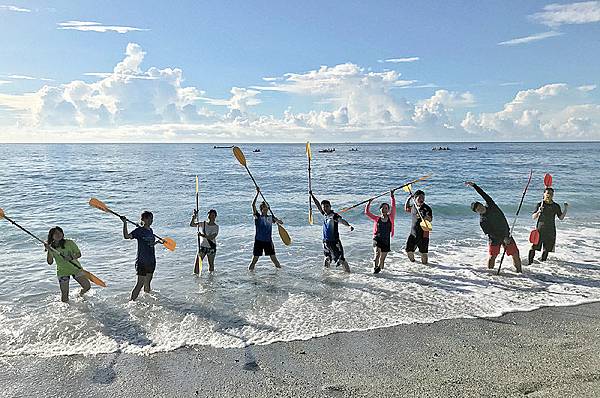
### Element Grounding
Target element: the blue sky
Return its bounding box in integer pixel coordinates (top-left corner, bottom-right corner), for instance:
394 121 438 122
1 1 599 142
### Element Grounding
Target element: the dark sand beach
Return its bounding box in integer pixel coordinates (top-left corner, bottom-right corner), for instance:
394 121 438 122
2 302 600 397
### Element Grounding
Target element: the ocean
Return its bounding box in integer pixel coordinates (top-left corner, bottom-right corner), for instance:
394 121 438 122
0 142 599 357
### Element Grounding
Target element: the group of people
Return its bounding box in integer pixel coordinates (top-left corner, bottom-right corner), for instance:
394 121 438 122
42 181 567 302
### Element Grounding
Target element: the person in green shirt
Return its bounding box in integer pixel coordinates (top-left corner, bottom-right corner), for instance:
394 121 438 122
45 226 90 303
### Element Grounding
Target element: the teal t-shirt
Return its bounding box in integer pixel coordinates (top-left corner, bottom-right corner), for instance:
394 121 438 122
51 239 82 277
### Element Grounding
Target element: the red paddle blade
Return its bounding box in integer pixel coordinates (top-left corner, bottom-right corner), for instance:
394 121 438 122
529 229 540 245
544 173 552 188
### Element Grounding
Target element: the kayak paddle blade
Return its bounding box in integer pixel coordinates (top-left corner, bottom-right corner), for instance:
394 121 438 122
402 184 412 193
84 270 106 287
194 253 202 275
277 224 292 246
195 175 199 193
306 142 312 159
162 237 177 251
233 146 247 167
529 229 540 245
544 173 552 188
420 220 433 232
308 208 313 225
89 197 109 212
0 208 4 219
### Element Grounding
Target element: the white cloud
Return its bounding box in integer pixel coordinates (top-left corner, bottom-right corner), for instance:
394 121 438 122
377 57 420 63
498 31 563 46
461 83 600 140
578 84 597 92
57 21 148 34
3 74 54 82
531 1 600 27
0 5 30 12
0 80 11 85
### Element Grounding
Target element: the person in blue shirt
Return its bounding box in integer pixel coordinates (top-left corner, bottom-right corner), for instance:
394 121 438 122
248 187 282 271
122 211 159 300
310 191 354 272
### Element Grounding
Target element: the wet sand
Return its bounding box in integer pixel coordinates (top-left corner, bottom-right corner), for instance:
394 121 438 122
2 302 600 397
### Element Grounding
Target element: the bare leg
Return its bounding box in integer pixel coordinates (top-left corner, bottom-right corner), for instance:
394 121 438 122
248 256 259 271
407 252 416 262
379 251 389 269
421 253 428 265
130 275 145 301
143 273 153 293
340 260 351 273
373 247 381 272
207 254 216 272
74 274 91 296
59 279 70 303
487 255 497 269
513 254 522 273
269 255 281 268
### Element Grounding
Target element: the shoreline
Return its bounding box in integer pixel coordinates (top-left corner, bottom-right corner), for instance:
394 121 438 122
2 302 600 397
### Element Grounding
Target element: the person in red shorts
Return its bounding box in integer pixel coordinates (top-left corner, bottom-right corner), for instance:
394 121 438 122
465 181 522 273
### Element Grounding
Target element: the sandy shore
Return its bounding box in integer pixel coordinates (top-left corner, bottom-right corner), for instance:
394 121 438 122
2 302 600 398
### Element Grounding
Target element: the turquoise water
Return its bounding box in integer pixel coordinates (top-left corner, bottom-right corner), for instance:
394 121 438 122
0 142 599 356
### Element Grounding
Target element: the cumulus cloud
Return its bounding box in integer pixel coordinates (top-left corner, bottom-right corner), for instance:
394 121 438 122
498 31 563 46
58 21 148 34
461 83 600 140
531 1 600 27
0 5 30 12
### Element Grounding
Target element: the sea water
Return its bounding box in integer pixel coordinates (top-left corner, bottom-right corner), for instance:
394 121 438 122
0 142 598 357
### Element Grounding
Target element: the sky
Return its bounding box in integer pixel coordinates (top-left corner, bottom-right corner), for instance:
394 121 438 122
1 0 599 142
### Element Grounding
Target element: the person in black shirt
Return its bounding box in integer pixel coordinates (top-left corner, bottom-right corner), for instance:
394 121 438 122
466 181 522 272
404 190 433 265
528 187 568 264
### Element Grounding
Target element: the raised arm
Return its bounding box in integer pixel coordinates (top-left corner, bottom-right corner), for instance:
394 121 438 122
190 209 199 227
404 193 412 213
311 191 324 215
390 191 397 220
122 216 132 239
251 188 260 216
466 181 494 206
365 199 378 221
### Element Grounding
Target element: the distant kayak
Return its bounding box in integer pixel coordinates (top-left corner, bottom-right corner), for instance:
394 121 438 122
214 145 234 149
468 147 478 150
318 148 336 153
253 149 261 153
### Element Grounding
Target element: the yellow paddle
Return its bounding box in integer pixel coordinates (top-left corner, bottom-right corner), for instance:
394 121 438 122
339 174 432 213
88 198 176 251
306 141 313 225
0 207 107 287
232 146 292 246
403 184 433 232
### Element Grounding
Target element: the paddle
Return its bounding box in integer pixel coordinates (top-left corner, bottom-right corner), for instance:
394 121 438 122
0 208 106 287
529 173 552 245
88 198 176 251
497 169 533 275
306 142 313 225
402 184 433 232
194 176 202 275
339 174 432 214
232 146 292 246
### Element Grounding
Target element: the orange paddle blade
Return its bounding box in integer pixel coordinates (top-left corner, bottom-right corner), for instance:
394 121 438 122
84 270 106 287
162 237 177 251
89 197 110 212
232 146 247 167
0 208 5 219
544 173 552 188
277 224 292 246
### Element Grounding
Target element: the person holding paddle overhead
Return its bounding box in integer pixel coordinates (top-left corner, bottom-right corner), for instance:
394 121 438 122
365 190 396 273
190 209 219 272
310 191 354 272
122 211 158 300
249 187 282 271
466 182 522 272
528 187 568 264
45 226 91 303
404 189 433 265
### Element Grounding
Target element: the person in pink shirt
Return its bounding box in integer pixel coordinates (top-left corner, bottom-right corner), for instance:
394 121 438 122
365 190 396 273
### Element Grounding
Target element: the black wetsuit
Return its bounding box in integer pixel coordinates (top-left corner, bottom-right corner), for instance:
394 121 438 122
532 201 562 252
473 184 510 245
